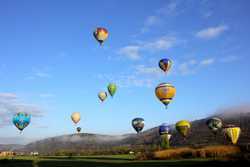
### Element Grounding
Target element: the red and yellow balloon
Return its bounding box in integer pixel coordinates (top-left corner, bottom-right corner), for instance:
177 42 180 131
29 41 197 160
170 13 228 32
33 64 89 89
155 83 176 109
93 27 108 45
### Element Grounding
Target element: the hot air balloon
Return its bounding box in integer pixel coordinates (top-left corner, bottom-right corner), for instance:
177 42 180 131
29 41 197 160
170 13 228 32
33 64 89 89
159 123 172 149
13 112 31 133
206 117 223 135
77 127 81 133
71 112 81 124
175 120 191 138
107 83 117 97
132 118 144 133
224 125 241 145
98 91 108 102
159 58 172 73
155 83 176 109
93 27 108 45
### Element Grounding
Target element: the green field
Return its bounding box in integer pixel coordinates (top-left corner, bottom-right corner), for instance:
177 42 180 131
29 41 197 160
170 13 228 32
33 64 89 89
0 154 249 167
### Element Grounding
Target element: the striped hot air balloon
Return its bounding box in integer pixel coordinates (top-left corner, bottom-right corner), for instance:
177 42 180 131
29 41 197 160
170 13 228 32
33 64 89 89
159 58 172 73
155 83 176 109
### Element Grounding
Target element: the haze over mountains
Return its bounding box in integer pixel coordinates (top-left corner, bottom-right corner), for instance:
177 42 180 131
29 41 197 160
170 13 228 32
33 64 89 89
1 105 249 154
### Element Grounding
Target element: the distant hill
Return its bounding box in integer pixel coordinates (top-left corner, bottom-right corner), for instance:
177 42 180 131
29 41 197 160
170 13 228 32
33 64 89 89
11 111 250 154
0 144 24 151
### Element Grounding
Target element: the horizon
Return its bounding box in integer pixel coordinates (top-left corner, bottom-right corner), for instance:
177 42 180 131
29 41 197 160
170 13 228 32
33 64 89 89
0 0 250 145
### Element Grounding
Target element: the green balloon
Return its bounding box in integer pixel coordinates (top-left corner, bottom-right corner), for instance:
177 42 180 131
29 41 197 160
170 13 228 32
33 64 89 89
107 83 117 97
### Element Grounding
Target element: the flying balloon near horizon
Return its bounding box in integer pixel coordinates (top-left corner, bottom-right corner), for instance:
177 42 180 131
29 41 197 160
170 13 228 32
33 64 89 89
159 58 172 73
132 118 145 134
93 27 108 45
71 112 81 124
155 83 176 109
98 91 108 102
107 83 117 97
206 117 223 135
13 112 31 133
224 125 241 145
175 120 191 139
77 127 82 133
159 123 172 149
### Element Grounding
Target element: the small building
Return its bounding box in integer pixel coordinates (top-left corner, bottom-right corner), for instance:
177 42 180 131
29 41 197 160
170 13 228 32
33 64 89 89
30 152 39 156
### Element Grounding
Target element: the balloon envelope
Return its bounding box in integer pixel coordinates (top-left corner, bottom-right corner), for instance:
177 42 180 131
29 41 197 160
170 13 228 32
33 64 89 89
206 117 223 134
175 120 191 138
155 83 176 108
159 58 172 73
224 125 241 144
159 123 170 135
13 112 31 132
132 118 145 133
98 91 108 102
77 127 81 133
107 83 117 97
93 27 108 45
71 112 81 124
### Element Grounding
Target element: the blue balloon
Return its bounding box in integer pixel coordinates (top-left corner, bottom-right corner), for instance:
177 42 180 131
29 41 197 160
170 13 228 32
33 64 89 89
159 123 170 135
13 112 31 132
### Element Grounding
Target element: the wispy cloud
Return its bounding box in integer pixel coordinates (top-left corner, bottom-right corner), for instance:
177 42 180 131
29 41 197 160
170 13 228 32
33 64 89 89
176 58 215 75
220 55 239 63
39 93 55 98
0 93 44 127
196 25 228 39
200 58 215 66
118 36 177 60
118 46 140 60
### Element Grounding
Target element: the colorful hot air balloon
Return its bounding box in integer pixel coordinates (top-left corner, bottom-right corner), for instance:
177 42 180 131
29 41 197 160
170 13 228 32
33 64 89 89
93 27 108 45
77 127 81 133
159 58 172 73
13 112 31 133
206 117 223 135
155 83 176 108
132 118 145 133
159 123 172 149
98 91 108 102
175 120 191 138
107 83 117 97
71 112 81 124
224 125 241 145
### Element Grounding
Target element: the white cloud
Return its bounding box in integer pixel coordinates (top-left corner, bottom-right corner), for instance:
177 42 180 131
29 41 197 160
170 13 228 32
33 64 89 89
200 58 215 66
144 15 161 27
39 93 55 98
118 36 177 60
135 65 161 76
35 72 52 78
196 25 228 39
0 93 44 127
118 46 140 60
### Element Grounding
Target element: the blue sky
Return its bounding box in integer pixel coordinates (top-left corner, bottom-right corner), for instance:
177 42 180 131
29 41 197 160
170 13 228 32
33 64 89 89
0 0 250 144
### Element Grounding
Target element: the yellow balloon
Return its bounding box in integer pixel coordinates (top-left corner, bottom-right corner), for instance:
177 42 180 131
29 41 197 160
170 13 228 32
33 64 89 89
176 120 191 138
71 112 81 124
155 83 176 108
225 126 241 144
98 91 108 102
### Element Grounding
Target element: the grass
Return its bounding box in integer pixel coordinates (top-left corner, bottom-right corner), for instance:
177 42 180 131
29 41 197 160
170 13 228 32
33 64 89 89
0 146 249 167
154 145 241 160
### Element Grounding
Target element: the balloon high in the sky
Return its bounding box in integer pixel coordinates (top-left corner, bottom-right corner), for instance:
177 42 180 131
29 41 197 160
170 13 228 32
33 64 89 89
224 125 241 145
206 117 223 134
107 83 117 97
77 127 81 133
155 83 176 109
13 112 31 132
71 112 81 124
159 123 172 149
175 120 191 138
132 118 145 133
93 27 108 45
98 91 108 102
159 58 172 73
